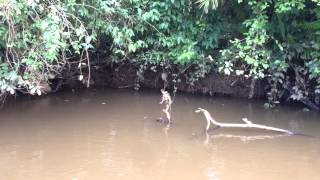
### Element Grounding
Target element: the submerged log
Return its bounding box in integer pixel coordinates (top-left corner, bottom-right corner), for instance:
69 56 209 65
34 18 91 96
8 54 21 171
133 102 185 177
195 108 293 135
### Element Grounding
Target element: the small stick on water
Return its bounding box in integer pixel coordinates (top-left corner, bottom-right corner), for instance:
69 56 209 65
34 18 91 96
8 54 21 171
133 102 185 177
160 89 173 124
195 108 293 135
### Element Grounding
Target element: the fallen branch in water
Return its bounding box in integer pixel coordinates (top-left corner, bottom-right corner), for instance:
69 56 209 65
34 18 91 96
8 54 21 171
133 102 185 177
195 108 293 135
203 132 289 144
160 89 173 123
210 133 290 141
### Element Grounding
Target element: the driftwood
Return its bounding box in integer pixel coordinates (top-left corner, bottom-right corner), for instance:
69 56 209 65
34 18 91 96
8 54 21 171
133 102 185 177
160 89 173 123
195 108 293 135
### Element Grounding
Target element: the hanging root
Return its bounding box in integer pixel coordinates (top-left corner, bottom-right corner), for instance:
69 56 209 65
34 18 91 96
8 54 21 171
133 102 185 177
160 89 173 123
195 107 293 135
0 93 8 109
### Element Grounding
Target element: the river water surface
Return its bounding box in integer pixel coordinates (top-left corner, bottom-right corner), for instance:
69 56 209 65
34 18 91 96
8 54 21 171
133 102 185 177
0 88 319 180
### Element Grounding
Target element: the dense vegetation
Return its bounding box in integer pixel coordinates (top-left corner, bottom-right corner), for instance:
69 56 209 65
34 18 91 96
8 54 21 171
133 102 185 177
0 0 320 110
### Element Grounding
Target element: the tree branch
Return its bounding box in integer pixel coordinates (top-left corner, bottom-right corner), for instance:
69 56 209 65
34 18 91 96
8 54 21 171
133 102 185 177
195 108 293 134
160 89 173 123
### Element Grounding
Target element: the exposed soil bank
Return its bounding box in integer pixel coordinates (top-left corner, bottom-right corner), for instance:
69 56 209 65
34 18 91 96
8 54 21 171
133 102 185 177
58 63 266 99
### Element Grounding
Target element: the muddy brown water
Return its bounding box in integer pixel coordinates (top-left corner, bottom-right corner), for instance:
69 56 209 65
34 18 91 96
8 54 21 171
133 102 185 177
0 88 319 180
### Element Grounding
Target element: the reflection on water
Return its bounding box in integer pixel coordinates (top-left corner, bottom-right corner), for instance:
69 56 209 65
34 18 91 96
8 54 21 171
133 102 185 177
0 88 319 180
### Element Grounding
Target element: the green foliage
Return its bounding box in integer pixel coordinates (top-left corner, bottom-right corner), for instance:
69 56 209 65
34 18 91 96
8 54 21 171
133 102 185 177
0 0 94 95
0 0 320 109
216 0 320 107
94 0 225 66
0 0 226 95
196 0 222 13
